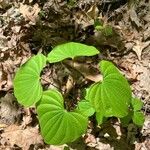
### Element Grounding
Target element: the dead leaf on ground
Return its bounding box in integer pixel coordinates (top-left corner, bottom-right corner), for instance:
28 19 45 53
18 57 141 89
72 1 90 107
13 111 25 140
144 26 150 40
74 4 99 29
87 4 99 20
135 138 150 150
0 93 20 125
85 133 96 144
21 108 33 128
49 145 66 150
141 116 150 137
95 142 113 150
11 25 21 34
0 0 10 9
19 3 40 24
64 60 102 82
64 75 74 95
129 8 142 28
132 41 150 60
137 67 150 94
1 125 43 150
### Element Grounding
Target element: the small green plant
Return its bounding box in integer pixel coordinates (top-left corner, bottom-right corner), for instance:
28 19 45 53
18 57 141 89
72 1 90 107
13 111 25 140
13 42 144 145
94 19 113 36
121 98 145 126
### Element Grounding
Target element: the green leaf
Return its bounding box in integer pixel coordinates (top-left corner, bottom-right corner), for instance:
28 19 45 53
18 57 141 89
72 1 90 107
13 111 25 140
120 111 133 126
14 54 47 107
96 110 105 125
94 19 103 27
132 112 145 126
47 42 99 63
77 100 95 117
87 60 132 119
36 90 88 145
103 25 113 36
131 98 143 111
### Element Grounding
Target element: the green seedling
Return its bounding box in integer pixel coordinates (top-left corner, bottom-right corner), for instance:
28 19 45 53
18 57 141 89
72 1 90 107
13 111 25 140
86 60 132 124
13 42 144 145
94 19 113 36
67 0 76 7
36 90 88 145
121 98 145 126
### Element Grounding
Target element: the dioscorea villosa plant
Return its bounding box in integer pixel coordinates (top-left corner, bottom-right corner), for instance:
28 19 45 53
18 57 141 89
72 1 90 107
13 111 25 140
13 42 145 145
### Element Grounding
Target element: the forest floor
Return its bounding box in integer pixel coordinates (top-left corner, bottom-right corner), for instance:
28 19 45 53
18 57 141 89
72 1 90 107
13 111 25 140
0 0 150 150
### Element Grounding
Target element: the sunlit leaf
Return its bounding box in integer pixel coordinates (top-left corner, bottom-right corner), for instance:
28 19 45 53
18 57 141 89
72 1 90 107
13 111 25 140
47 42 99 63
96 110 105 125
132 112 145 126
131 98 143 111
14 54 47 107
87 60 132 120
36 90 88 145
77 100 95 117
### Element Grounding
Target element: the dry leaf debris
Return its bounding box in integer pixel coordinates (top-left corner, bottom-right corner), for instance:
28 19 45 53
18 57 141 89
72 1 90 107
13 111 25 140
1 125 43 150
0 93 21 125
0 0 150 149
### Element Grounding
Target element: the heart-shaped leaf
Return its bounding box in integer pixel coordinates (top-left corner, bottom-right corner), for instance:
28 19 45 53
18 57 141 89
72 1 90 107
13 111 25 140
47 42 99 63
87 60 132 119
36 90 88 145
14 54 47 107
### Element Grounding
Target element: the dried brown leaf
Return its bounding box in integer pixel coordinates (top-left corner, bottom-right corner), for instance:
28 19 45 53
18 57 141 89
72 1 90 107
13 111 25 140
1 125 43 150
0 93 20 125
132 41 150 60
65 75 74 95
64 60 102 82
19 3 40 24
87 4 99 20
144 26 150 40
129 8 142 28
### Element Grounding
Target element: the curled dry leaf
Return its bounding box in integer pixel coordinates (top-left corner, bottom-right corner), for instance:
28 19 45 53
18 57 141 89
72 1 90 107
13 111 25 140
74 4 98 29
87 4 99 20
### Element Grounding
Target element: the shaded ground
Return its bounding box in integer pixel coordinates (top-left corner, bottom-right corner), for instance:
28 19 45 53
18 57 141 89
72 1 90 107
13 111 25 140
0 0 150 149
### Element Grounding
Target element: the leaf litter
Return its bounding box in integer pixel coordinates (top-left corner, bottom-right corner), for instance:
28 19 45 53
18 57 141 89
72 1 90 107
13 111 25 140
0 0 150 149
